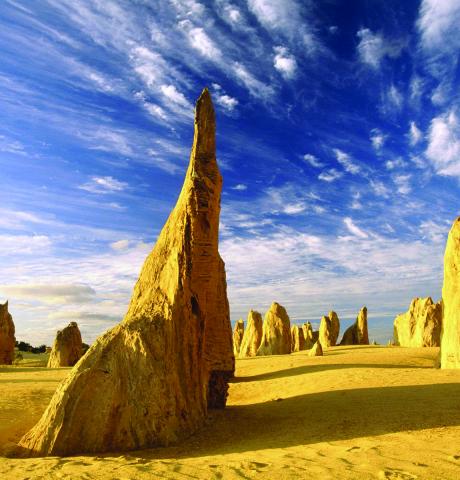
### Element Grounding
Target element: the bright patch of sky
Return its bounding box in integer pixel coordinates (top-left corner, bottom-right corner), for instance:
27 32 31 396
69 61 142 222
1 0 459 345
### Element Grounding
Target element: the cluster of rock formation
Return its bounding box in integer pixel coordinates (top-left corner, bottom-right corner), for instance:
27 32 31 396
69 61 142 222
440 217 460 369
47 322 83 368
319 311 340 347
340 307 369 345
19 88 234 456
0 301 15 365
393 297 442 347
291 325 305 352
232 319 245 356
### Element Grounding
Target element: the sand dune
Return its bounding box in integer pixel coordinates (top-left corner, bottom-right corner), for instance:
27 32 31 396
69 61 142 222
1 346 460 479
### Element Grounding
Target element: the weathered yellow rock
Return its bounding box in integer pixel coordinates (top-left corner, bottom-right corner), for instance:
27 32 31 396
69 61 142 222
319 311 340 348
440 217 460 368
47 322 83 368
257 302 291 356
340 307 369 345
393 297 442 347
302 322 314 349
238 310 263 358
18 88 234 456
291 325 306 352
232 319 245 356
308 340 323 356
0 301 15 365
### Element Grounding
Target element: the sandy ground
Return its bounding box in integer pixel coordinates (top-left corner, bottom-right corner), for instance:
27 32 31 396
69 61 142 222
1 346 460 479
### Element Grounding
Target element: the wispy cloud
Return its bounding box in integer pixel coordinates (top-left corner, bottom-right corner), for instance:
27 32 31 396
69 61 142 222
273 46 297 79
333 148 360 174
79 176 128 194
318 168 343 182
356 28 403 69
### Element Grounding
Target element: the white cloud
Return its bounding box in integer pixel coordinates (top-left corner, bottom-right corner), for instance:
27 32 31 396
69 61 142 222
0 234 51 256
110 239 131 251
426 110 460 177
273 46 297 79
1 284 96 305
385 157 406 170
386 84 403 111
187 27 222 60
333 148 360 174
344 217 368 239
393 174 412 194
231 184 247 191
370 128 386 151
143 101 169 121
356 28 402 69
79 176 128 194
248 0 299 33
418 0 460 51
303 153 324 168
160 84 191 108
409 121 422 146
369 179 389 198
233 62 274 100
283 203 306 215
215 94 238 111
318 168 342 182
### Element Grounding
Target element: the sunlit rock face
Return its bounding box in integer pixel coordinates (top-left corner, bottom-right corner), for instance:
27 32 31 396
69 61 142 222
308 340 323 356
239 310 263 358
257 302 291 356
47 322 83 368
302 322 314 349
440 217 460 369
18 88 234 456
291 325 306 352
319 311 340 348
233 319 245 356
393 298 442 347
0 301 15 365
340 307 369 345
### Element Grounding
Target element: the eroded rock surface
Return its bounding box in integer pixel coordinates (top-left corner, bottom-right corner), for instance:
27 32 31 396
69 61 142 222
239 310 263 358
291 325 306 352
319 311 340 348
340 307 369 345
441 217 460 368
302 322 314 349
19 88 234 456
257 302 291 356
47 322 83 368
232 319 245 356
0 301 15 365
393 297 442 347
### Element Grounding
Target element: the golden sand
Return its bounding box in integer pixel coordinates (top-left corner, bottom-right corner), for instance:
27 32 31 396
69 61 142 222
1 346 460 479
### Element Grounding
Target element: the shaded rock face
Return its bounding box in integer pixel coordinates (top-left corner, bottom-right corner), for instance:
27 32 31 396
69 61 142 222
319 311 340 348
302 322 314 349
19 89 234 457
393 297 442 347
0 301 15 365
239 310 263 358
340 307 369 345
47 322 83 368
441 217 460 368
291 325 306 352
308 341 323 356
232 319 245 356
257 302 291 356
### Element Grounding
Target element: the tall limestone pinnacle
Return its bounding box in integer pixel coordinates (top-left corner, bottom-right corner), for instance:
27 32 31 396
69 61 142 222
18 88 234 456
440 217 460 368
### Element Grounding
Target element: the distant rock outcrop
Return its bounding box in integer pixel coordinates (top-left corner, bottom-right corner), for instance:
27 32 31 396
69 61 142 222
257 302 291 356
19 89 234 456
340 307 369 345
308 341 323 356
441 217 460 368
291 325 306 352
232 319 245 356
239 310 263 358
393 297 442 347
0 301 15 365
319 311 340 347
302 322 314 349
47 322 83 368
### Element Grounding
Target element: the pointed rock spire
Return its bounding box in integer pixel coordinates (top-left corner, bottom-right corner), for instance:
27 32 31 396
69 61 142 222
18 88 234 456
440 217 460 368
0 301 15 365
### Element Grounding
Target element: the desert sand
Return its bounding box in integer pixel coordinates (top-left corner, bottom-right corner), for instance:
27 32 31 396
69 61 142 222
1 346 460 479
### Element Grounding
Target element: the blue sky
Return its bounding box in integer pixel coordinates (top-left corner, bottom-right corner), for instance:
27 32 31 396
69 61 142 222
1 0 459 345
